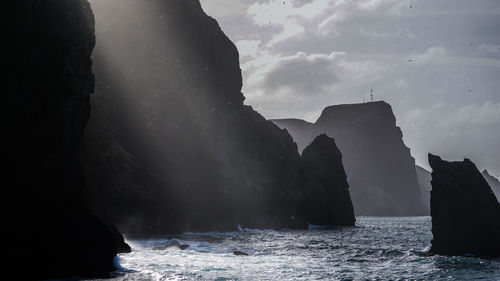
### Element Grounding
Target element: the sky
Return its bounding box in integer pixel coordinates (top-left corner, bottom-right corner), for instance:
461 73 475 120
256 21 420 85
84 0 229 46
200 0 500 176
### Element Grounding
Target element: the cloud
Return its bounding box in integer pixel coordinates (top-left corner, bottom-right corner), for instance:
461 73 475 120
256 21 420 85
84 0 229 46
478 44 500 53
247 0 330 45
413 46 449 64
235 40 262 61
260 52 342 96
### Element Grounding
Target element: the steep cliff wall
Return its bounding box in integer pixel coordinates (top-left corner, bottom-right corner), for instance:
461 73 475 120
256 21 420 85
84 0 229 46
273 101 427 216
6 0 127 279
82 0 354 234
429 154 500 258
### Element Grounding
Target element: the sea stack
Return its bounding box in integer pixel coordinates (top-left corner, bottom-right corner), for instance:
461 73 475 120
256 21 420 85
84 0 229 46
428 154 500 258
301 134 355 226
273 101 427 216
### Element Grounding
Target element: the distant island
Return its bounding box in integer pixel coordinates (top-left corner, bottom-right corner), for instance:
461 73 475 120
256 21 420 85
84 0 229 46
273 101 427 216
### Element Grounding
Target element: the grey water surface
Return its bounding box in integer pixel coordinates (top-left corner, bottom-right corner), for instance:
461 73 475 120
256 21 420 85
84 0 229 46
94 217 500 280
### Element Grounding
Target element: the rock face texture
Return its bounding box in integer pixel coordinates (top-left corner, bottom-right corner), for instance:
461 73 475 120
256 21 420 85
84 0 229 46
301 134 355 226
81 0 355 234
416 165 432 213
482 170 500 202
429 154 500 258
273 101 427 216
5 1 128 279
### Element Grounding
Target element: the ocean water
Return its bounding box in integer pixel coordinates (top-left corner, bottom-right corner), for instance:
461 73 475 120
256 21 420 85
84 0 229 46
94 217 499 280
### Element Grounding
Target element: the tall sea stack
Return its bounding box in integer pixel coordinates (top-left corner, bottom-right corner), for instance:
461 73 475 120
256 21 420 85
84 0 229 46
82 0 355 234
301 134 355 226
273 101 427 216
428 154 500 258
6 0 127 279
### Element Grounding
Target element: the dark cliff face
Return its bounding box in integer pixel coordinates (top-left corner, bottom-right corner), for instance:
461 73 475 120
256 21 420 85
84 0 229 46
301 134 355 226
6 1 127 279
273 101 427 216
428 154 500 258
482 170 500 202
81 0 354 234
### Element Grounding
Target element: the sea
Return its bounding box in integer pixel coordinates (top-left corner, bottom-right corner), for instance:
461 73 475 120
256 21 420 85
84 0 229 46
91 217 500 281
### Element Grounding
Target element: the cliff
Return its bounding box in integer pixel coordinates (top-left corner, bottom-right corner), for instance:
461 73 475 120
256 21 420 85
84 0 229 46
5 0 128 279
482 170 500 202
301 134 355 226
429 154 500 258
273 101 427 216
81 0 355 234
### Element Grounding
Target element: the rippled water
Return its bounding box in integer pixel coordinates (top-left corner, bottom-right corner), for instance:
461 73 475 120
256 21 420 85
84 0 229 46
92 217 499 280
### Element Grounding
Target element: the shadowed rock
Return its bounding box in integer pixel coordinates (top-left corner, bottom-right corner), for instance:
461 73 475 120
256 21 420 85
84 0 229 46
301 134 355 226
153 241 190 251
428 154 500 258
233 250 249 256
6 0 129 279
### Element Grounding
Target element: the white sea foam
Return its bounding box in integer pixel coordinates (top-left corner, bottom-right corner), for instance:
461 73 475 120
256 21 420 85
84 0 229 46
103 217 500 281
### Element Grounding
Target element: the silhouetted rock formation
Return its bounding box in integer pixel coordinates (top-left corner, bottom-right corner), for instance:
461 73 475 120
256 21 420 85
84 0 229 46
81 0 355 234
482 170 500 202
152 241 190 251
233 250 249 256
5 1 128 279
428 154 500 258
273 101 427 216
301 134 355 226
416 165 432 213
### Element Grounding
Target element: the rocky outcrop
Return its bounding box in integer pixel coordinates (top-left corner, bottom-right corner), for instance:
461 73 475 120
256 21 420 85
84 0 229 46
81 0 355 234
301 134 355 226
482 170 500 202
273 101 427 216
152 241 190 251
428 154 500 258
5 1 128 279
416 165 432 213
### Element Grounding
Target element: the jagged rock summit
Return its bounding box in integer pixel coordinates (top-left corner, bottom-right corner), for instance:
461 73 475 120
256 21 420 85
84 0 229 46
273 101 427 216
428 154 500 258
